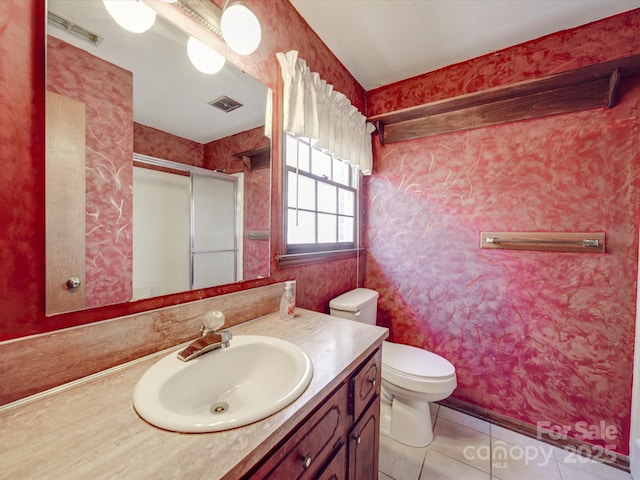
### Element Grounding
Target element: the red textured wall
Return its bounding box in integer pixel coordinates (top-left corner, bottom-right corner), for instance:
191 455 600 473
134 123 203 165
365 10 640 454
47 36 133 309
0 0 45 337
0 0 364 340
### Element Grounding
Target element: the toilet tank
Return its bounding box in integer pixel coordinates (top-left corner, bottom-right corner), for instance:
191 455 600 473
329 288 379 325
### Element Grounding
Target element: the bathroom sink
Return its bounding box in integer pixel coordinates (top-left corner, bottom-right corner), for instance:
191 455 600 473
132 335 313 433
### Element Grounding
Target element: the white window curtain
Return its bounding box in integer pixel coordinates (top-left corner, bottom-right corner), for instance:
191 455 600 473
276 50 375 175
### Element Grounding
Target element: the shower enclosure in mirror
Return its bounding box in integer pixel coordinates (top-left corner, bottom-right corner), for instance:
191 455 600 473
45 0 271 314
132 154 243 300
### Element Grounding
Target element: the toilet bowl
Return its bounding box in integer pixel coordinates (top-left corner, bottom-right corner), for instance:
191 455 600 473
380 340 456 446
329 288 457 447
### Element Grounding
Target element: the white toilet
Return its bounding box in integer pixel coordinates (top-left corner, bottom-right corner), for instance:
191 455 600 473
329 288 457 447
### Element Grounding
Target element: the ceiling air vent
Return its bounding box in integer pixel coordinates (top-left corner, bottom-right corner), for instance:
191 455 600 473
209 96 243 113
47 11 103 47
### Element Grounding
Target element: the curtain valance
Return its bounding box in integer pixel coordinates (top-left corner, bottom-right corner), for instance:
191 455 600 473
276 50 375 175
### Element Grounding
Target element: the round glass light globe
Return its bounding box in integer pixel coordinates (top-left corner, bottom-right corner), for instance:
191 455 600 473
220 4 261 56
103 0 156 34
187 36 226 75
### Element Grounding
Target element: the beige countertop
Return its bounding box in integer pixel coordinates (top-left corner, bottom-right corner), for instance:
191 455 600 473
0 309 387 479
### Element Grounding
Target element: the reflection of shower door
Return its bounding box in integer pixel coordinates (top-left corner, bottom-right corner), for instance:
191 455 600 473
191 173 239 289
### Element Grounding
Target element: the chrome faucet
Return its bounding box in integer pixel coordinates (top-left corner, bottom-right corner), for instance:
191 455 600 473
177 310 232 362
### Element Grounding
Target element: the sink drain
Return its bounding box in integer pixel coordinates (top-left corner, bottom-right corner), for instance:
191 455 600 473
210 402 229 414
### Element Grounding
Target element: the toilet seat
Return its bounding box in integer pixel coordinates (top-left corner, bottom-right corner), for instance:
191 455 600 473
382 341 456 394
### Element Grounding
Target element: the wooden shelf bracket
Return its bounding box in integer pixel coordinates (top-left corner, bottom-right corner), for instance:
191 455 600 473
233 145 271 170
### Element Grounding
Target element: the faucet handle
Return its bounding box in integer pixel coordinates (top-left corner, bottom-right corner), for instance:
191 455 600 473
201 310 225 335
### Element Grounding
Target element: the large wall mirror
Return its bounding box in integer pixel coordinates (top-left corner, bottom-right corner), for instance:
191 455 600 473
46 0 271 315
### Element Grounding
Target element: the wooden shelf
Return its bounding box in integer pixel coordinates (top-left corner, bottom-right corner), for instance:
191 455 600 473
369 55 640 144
233 145 270 170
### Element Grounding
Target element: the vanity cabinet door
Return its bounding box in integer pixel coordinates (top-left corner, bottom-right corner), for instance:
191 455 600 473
252 382 349 479
317 443 347 480
348 396 380 480
350 349 381 421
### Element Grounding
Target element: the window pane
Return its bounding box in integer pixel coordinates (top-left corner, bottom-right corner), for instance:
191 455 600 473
298 139 310 172
287 209 315 244
337 188 354 215
350 165 359 188
338 216 354 242
285 134 298 168
317 182 337 214
333 158 351 186
285 133 360 253
288 171 316 210
318 213 337 243
311 149 332 179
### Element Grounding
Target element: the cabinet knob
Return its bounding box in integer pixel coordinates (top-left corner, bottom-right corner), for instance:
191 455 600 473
66 277 81 289
368 377 376 387
302 454 312 469
353 433 361 444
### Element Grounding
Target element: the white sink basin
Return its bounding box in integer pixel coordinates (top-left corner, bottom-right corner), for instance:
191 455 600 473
133 335 313 433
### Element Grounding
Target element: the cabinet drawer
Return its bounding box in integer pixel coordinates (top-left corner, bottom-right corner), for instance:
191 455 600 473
254 382 349 479
351 349 381 421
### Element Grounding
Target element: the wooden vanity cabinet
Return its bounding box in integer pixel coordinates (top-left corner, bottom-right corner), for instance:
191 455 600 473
246 347 382 480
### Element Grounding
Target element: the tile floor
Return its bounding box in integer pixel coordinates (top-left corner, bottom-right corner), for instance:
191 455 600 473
378 404 632 480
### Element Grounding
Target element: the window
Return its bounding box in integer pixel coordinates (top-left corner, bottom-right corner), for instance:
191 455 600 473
284 133 360 256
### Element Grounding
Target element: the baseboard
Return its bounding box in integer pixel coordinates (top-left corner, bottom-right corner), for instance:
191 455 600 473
438 397 630 473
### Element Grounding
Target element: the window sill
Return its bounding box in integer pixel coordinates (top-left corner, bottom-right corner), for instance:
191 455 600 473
277 248 365 269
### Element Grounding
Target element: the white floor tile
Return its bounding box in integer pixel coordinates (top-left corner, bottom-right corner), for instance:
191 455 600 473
490 425 558 457
430 417 491 473
438 406 491 434
557 462 630 480
554 449 631 480
420 449 490 480
379 433 428 480
378 408 631 480
491 438 562 480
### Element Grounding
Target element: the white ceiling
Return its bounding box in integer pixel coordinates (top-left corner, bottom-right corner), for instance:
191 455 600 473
290 0 640 91
47 0 268 144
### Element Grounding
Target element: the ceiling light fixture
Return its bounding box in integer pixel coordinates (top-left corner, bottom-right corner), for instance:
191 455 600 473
187 36 226 75
104 0 261 74
220 2 262 56
103 0 156 34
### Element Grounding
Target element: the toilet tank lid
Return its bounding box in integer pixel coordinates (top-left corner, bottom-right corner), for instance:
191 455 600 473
329 288 379 312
